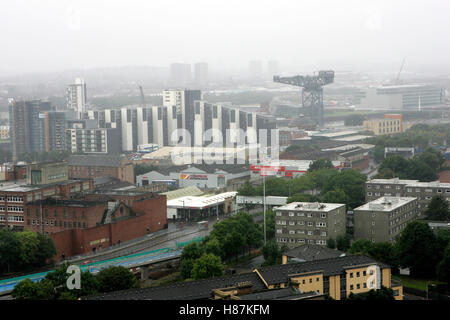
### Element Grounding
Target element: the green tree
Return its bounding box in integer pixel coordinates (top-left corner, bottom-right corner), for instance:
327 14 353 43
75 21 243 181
237 180 257 196
326 238 336 249
191 253 224 280
349 239 372 255
0 229 21 274
204 237 222 257
425 196 450 221
368 242 398 272
395 221 439 278
96 266 140 293
336 234 351 251
308 159 334 172
322 189 348 204
180 258 195 280
286 193 320 204
323 170 366 209
261 241 287 266
264 209 275 240
437 244 450 285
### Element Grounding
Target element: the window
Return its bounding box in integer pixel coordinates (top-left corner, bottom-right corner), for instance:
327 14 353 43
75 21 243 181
276 212 282 216
307 213 313 218
350 284 354 290
276 229 282 234
350 273 353 278
296 212 304 217
357 284 360 289
356 272 360 277
289 212 294 217
289 221 295 225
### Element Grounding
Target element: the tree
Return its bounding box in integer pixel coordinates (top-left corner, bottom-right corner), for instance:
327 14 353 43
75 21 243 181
336 234 351 251
286 193 320 204
180 258 196 280
326 238 336 249
308 159 334 172
322 189 348 205
395 221 439 278
322 170 366 209
425 196 450 221
349 239 372 255
237 180 257 196
437 244 450 285
191 253 224 280
368 242 398 273
262 241 287 266
0 229 22 274
96 266 140 293
265 209 275 240
436 229 450 261
204 237 222 257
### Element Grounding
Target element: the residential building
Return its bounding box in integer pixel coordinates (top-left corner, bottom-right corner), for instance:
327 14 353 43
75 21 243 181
66 120 121 154
365 178 450 216
194 62 208 86
274 202 347 248
354 196 419 243
44 111 66 152
85 254 402 300
169 63 191 87
8 99 49 160
68 155 134 184
66 77 87 117
0 126 9 140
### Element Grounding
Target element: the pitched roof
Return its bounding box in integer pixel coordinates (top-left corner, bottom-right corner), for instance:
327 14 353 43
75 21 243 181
85 272 266 300
284 244 345 262
84 255 390 300
257 255 390 285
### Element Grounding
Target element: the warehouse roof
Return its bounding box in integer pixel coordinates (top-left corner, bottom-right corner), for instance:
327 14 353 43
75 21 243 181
68 155 128 167
167 192 237 209
162 186 203 200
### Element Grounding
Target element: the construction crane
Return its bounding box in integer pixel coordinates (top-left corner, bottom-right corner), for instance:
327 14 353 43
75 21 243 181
273 70 334 127
395 57 406 85
139 85 146 108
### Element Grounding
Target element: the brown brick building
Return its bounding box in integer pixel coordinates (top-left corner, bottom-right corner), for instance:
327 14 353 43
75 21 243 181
46 190 167 260
68 155 134 184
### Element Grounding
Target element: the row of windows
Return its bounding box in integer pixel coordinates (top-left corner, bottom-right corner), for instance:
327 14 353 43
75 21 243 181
276 220 327 228
30 219 87 228
0 196 24 202
0 206 24 212
276 238 327 245
276 211 327 219
0 215 24 222
277 229 328 237
26 208 87 219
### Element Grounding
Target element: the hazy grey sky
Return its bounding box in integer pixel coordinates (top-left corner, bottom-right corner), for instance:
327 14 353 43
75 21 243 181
1 0 449 75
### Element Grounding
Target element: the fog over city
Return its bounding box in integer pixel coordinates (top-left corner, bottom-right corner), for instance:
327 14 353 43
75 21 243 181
1 0 449 76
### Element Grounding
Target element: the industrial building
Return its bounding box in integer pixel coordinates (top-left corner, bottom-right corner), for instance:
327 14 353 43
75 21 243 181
274 202 347 248
354 196 419 243
49 189 167 260
0 162 94 231
355 84 444 110
68 155 135 184
136 164 250 190
166 191 236 221
363 114 404 135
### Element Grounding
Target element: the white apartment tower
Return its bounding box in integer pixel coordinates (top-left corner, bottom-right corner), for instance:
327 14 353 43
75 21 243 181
66 78 87 118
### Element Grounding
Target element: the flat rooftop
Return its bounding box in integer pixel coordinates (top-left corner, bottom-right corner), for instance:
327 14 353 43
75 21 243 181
354 196 417 212
333 135 372 142
167 191 237 209
0 179 88 192
275 202 345 212
367 178 419 185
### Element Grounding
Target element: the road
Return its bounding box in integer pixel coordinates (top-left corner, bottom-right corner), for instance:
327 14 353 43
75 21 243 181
67 215 227 265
